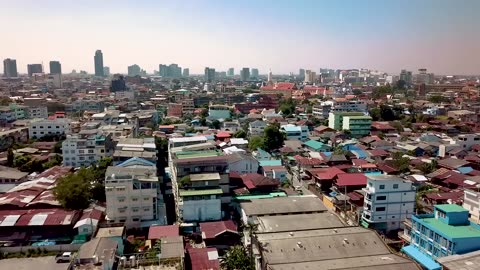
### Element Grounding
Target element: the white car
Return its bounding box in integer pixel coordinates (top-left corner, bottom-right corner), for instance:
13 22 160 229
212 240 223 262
56 252 73 263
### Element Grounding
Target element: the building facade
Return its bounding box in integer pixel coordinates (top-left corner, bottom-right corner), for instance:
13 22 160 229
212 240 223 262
62 134 114 167
361 175 416 232
94 50 104 77
342 115 372 138
463 189 480 224
3 58 18 77
49 61 62 74
28 119 70 139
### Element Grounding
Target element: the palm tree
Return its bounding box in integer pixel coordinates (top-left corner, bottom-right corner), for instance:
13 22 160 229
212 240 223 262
243 222 258 258
220 245 254 270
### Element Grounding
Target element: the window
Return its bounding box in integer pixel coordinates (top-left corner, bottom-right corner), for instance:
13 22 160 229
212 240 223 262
143 207 150 211
132 207 139 212
144 197 149 201
56 126 60 129
376 207 386 211
48 126 52 129
132 197 138 202
392 216 396 218
377 195 387 201
393 184 399 189
379 185 385 190
118 198 125 202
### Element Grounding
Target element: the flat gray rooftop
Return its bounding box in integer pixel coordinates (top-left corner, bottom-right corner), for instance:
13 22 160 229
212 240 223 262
257 212 345 233
437 249 480 270
240 196 327 216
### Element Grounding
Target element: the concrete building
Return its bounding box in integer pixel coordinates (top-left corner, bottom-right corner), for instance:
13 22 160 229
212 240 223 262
280 124 309 141
49 61 62 74
94 50 104 77
361 175 416 232
208 105 231 120
251 68 259 79
28 118 70 139
454 134 480 150
182 68 189 77
248 120 267 136
227 68 234 77
463 189 480 224
400 69 413 85
328 111 366 130
304 69 316 83
27 64 43 76
204 67 215 82
342 115 372 138
240 67 250 81
402 204 480 270
331 99 367 113
62 133 114 167
127 64 141 76
113 137 157 165
3 58 18 77
103 66 110 76
105 165 166 228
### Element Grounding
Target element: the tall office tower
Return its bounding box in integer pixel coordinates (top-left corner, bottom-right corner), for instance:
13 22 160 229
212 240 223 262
227 68 234 77
159 64 168 77
49 61 62 74
251 68 259 79
3 58 18 77
94 50 104 77
399 69 413 85
168 63 182 78
299 68 305 79
267 69 273 83
304 70 317 83
240 67 250 81
204 67 215 82
103 67 110 76
183 68 189 77
27 64 43 77
128 64 141 76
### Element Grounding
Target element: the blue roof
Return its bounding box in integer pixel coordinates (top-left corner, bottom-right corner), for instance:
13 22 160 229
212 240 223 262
323 152 332 157
350 149 368 159
401 245 441 270
304 140 330 151
259 160 282 167
457 166 473 174
116 157 156 167
281 125 301 132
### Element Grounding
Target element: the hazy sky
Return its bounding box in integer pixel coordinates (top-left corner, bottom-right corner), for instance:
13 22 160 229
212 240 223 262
1 0 479 75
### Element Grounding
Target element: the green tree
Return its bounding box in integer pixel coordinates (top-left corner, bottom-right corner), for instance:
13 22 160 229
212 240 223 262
372 85 392 99
263 123 285 152
429 95 448 104
248 136 264 151
392 152 411 173
279 98 296 116
54 141 63 154
396 79 406 90
54 168 93 210
211 120 221 129
220 245 254 270
234 130 247 138
7 148 14 167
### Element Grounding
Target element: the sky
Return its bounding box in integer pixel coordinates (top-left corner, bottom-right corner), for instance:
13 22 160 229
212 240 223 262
1 0 479 75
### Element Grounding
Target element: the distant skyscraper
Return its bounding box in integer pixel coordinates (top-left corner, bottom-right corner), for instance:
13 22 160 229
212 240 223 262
240 67 250 81
399 69 413 85
168 64 182 78
159 64 168 77
304 70 316 83
204 67 215 82
299 68 305 79
227 68 234 77
49 61 62 74
267 69 273 83
128 64 141 76
94 50 104 77
3 58 18 77
251 68 259 78
27 64 43 77
183 68 189 77
103 67 110 76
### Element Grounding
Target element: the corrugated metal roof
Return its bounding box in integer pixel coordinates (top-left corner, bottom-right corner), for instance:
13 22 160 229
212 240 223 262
29 214 48 226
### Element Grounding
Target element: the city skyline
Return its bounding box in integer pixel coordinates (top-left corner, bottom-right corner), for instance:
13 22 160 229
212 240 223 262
1 0 479 75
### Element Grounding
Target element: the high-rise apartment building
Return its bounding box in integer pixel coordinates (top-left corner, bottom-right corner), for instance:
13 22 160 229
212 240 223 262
299 68 305 79
27 64 43 77
399 69 413 85
103 67 110 76
49 61 62 74
158 64 181 78
240 67 250 81
204 67 215 82
94 50 104 77
251 68 259 79
227 68 234 77
183 68 189 77
304 69 316 83
128 64 141 76
3 58 18 77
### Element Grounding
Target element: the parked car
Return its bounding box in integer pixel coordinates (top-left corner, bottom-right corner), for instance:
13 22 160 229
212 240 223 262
56 252 73 263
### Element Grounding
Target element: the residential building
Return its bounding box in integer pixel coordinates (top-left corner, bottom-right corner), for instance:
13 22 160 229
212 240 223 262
447 110 477 123
454 134 480 150
9 103 27 119
227 153 259 174
304 69 316 83
280 124 309 141
299 68 305 79
0 106 15 124
208 105 231 120
240 67 250 81
248 120 267 136
227 68 234 77
361 175 416 232
328 111 365 130
105 165 166 228
167 103 183 118
342 115 372 138
113 137 157 165
402 204 480 270
400 69 413 85
94 50 104 76
127 64 141 76
49 61 62 74
312 103 332 118
204 67 215 82
463 189 480 224
28 118 70 139
331 99 367 113
182 68 189 77
251 68 259 79
103 66 110 76
62 132 114 167
3 58 18 77
27 64 43 76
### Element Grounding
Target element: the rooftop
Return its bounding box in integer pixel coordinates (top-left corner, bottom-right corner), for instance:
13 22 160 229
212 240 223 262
256 212 345 233
240 196 327 216
179 189 223 197
420 217 480 239
435 204 468 213
95 226 125 238
437 250 480 270
148 224 180 239
189 173 221 182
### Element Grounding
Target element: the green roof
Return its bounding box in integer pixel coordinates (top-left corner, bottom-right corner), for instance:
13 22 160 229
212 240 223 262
304 140 330 150
332 112 365 116
179 189 223 197
435 204 467 213
233 192 287 201
422 218 480 239
345 115 372 120
176 150 223 159
259 160 282 167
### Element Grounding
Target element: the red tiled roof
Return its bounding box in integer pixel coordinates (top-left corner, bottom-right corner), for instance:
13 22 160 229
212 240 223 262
347 192 364 201
352 159 369 166
240 173 279 188
377 163 398 174
309 167 345 180
200 220 238 240
335 173 367 187
368 149 389 157
215 131 231 138
294 155 324 166
148 225 179 239
188 248 220 270
0 208 79 227
425 191 464 202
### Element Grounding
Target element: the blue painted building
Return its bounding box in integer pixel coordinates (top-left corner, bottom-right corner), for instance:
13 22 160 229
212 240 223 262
402 204 480 270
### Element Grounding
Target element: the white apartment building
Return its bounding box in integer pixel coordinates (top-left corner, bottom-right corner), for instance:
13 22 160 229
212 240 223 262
463 189 480 224
361 175 416 232
62 133 113 167
249 120 267 136
454 134 480 150
331 99 367 113
26 107 48 119
28 118 70 139
105 166 166 228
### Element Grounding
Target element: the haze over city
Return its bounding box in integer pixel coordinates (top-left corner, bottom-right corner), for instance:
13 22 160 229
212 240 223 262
1 0 479 75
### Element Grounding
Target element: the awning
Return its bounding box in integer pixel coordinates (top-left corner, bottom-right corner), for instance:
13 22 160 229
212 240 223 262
401 245 441 270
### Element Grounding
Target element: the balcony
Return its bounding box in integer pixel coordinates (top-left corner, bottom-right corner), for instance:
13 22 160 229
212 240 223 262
398 231 411 243
403 219 412 228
